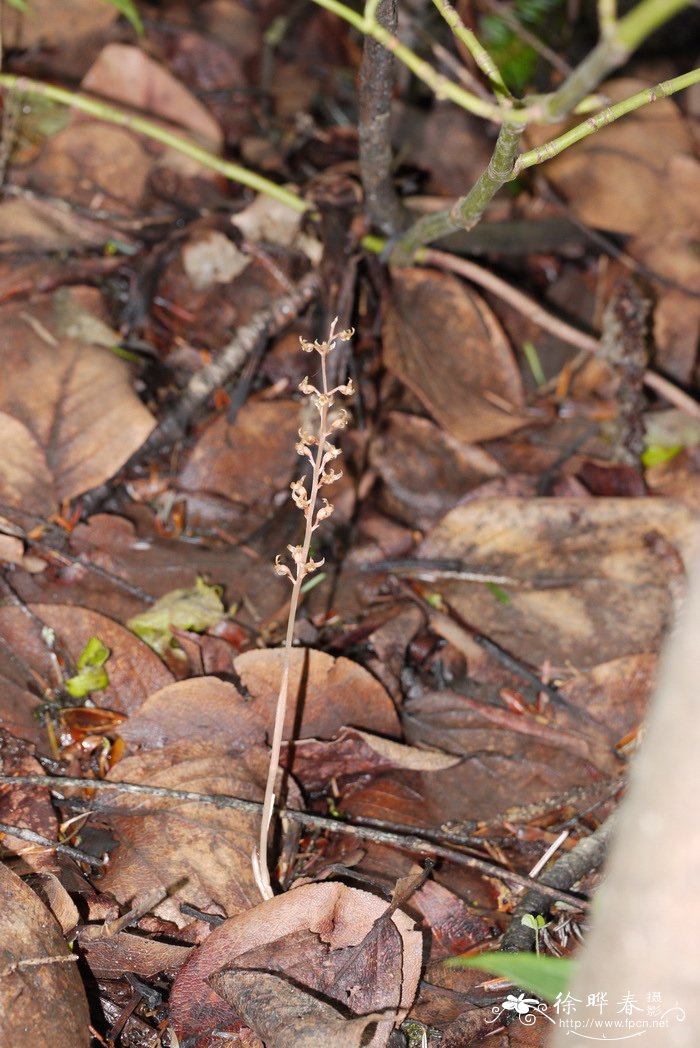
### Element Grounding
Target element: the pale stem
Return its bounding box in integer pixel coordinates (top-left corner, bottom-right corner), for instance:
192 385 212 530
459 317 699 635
598 0 617 40
254 340 334 900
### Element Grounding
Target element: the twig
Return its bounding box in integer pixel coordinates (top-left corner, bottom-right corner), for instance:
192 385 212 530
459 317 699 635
420 248 700 418
358 0 408 235
431 0 514 102
0 820 107 866
482 0 572 77
0 75 307 215
76 271 321 518
598 0 618 40
0 775 587 907
500 815 615 952
391 119 525 262
516 69 700 174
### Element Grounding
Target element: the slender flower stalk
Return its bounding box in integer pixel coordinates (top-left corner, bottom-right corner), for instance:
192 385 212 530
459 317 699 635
253 319 354 900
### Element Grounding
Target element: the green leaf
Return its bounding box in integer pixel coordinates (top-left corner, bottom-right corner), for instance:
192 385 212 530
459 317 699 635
445 952 575 1002
4 0 31 11
128 577 226 656
641 444 682 468
65 636 111 698
102 0 144 36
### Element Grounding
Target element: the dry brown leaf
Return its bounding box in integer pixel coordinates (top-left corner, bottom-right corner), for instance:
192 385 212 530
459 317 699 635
287 727 460 794
419 496 697 667
382 268 528 444
77 928 192 981
0 862 90 1047
120 649 400 755
27 124 152 213
170 881 422 1048
179 400 299 506
233 647 401 741
0 197 131 255
96 742 280 926
527 79 699 380
211 970 382 1048
82 44 223 153
1 0 116 49
0 603 174 726
528 78 692 238
0 289 154 513
0 730 57 867
369 411 503 529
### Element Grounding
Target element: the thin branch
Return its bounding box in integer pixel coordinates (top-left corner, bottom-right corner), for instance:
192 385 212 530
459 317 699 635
391 119 524 262
310 0 508 122
0 775 588 907
0 74 308 215
516 68 700 174
0 820 107 866
501 815 615 952
420 248 700 419
430 0 513 102
482 0 572 78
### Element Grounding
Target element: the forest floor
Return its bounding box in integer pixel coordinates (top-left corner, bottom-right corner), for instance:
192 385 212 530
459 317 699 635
0 2 699 1047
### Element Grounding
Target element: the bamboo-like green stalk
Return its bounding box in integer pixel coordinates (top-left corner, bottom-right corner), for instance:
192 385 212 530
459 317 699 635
598 0 617 40
515 68 700 175
0 73 309 215
430 0 513 104
391 119 524 262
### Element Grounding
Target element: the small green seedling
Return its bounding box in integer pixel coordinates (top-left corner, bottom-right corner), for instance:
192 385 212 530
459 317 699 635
65 636 110 698
521 912 548 954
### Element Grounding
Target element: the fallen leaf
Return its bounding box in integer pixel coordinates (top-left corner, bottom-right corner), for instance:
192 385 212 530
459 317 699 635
418 496 697 667
96 742 283 926
211 970 382 1048
2 0 116 49
528 78 693 239
128 577 226 656
0 602 174 724
286 727 460 794
170 881 422 1047
77 927 192 980
178 399 299 507
82 44 223 152
0 289 155 513
382 268 528 444
0 862 90 1047
369 411 503 529
0 729 57 867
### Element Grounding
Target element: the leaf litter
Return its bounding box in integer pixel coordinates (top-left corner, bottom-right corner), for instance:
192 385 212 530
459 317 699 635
0 4 697 1048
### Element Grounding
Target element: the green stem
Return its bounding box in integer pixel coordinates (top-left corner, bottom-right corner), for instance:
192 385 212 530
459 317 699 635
391 119 524 263
0 73 309 215
616 0 692 50
514 68 700 175
430 0 513 103
597 0 617 40
538 0 693 120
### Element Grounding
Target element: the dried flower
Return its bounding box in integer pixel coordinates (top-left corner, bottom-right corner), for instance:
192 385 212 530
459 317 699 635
255 318 354 901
